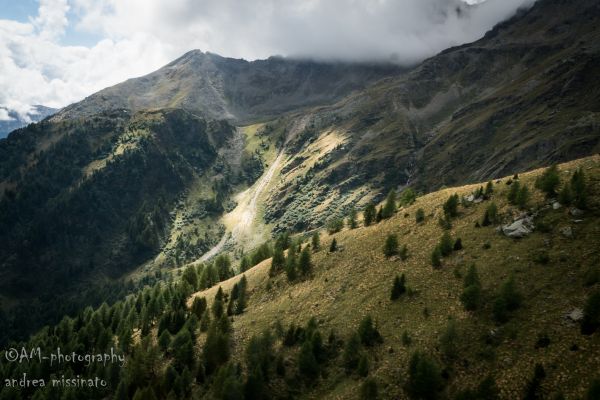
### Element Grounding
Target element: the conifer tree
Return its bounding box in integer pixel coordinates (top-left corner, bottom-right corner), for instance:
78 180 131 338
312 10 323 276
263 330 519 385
443 194 459 218
507 180 521 205
329 238 337 252
382 189 397 219
439 232 453 257
364 203 377 226
191 296 207 319
431 246 442 268
415 208 425 223
270 246 286 276
358 315 382 346
343 333 361 372
311 231 320 250
406 352 444 400
390 274 407 300
400 188 417 206
212 287 225 318
571 168 587 209
348 207 359 229
298 246 312 276
358 353 369 377
384 234 399 257
376 206 384 222
535 165 560 197
460 264 481 311
517 185 530 209
485 181 494 197
298 341 319 379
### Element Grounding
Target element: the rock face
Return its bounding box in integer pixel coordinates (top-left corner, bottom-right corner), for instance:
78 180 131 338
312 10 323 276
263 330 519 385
502 215 535 238
559 226 573 238
566 308 584 322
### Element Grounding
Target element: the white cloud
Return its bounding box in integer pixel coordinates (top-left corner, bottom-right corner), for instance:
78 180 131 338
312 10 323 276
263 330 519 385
0 108 13 121
0 0 535 118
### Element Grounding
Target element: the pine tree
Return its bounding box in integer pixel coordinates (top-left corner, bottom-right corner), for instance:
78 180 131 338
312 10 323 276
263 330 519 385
358 315 382 346
443 194 459 218
348 208 358 229
343 333 361 371
361 378 379 400
212 287 225 318
191 296 207 319
382 189 397 219
485 181 494 196
400 188 417 206
581 289 600 335
439 232 453 257
384 234 399 257
239 256 251 273
311 231 320 250
415 208 425 223
270 246 286 276
158 329 171 351
517 185 530 209
535 165 560 197
358 353 369 377
523 364 546 400
376 206 384 222
431 246 442 268
571 168 587 209
298 341 319 379
390 274 406 300
329 238 337 252
182 265 198 291
399 244 409 260
453 238 463 251
298 246 312 276
406 352 444 400
460 264 481 311
507 180 521 205
364 203 377 226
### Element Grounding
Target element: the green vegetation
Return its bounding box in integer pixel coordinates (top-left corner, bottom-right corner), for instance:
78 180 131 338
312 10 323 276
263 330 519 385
384 233 399 257
406 352 445 400
391 274 407 300
460 265 482 311
364 203 377 226
416 208 425 223
535 165 560 197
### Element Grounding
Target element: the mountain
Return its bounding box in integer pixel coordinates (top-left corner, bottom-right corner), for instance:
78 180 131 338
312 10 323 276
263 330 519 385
55 51 405 123
1 0 599 353
0 105 57 138
262 0 600 232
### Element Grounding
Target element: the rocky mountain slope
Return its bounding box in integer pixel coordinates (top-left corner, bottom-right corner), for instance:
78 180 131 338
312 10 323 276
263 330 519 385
263 0 600 232
54 51 404 123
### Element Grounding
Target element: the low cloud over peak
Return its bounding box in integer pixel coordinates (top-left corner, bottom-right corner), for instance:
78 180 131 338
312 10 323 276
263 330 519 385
0 0 535 118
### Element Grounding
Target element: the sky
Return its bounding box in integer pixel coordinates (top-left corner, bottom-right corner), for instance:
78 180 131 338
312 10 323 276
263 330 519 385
0 0 535 121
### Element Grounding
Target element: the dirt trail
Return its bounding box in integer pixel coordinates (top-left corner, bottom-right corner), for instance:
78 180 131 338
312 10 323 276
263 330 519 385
197 116 308 262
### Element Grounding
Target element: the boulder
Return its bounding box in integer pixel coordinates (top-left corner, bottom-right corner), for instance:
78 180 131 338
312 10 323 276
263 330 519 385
552 202 561 210
566 308 583 322
570 207 584 217
502 215 535 238
559 226 573 238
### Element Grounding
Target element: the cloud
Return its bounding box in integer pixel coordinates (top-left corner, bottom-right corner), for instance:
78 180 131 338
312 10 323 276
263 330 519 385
0 108 13 121
0 0 536 117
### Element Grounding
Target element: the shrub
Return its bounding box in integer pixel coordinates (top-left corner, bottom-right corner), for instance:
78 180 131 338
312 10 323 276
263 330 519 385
400 188 417 206
493 275 522 323
270 246 286 276
364 203 377 226
406 352 444 400
581 290 600 335
358 315 382 346
384 234 399 257
431 246 442 268
402 331 412 346
391 274 407 300
298 341 319 379
535 165 560 197
558 183 573 206
416 208 425 223
326 217 344 234
443 194 459 218
439 232 453 257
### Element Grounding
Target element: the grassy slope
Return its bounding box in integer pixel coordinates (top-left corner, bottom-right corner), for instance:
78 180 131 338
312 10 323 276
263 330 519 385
189 155 600 399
